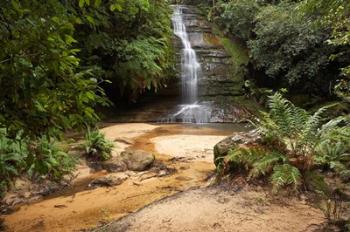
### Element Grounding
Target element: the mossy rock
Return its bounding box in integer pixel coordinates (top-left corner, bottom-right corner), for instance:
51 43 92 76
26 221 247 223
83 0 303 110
213 131 261 167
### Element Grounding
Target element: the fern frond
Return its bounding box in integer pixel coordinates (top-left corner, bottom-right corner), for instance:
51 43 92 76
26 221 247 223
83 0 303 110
300 105 332 147
320 116 350 145
249 151 285 178
227 147 263 170
261 92 310 141
268 92 296 136
271 164 301 191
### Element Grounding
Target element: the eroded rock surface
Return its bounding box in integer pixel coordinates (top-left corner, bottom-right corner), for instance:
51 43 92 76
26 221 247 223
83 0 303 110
89 173 128 188
101 156 128 172
121 149 155 171
213 130 261 166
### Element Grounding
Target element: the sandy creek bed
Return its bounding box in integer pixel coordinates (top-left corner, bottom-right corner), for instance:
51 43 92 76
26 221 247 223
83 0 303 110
1 123 325 232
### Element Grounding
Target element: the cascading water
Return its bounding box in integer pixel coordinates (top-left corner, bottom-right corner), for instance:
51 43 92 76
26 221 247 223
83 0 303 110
173 5 199 104
164 5 211 123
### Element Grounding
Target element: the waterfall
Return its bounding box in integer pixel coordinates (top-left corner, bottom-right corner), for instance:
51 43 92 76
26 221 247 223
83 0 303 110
172 6 200 104
163 5 211 124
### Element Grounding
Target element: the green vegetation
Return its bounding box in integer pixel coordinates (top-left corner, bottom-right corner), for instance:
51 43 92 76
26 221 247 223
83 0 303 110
211 0 259 41
84 129 114 161
217 92 350 192
0 129 76 196
210 1 350 226
27 137 76 181
212 25 249 80
211 0 350 98
0 0 173 196
0 129 27 196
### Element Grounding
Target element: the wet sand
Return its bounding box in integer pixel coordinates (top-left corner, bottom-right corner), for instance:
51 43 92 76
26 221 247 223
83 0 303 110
3 123 233 232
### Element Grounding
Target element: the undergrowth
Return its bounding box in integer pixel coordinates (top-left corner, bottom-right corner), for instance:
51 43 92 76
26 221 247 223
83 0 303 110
84 129 114 161
217 92 350 193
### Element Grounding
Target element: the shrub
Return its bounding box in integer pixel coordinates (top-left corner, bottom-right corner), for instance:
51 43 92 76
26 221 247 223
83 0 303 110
84 130 114 161
226 147 300 191
219 92 350 192
315 121 350 179
248 3 337 95
27 137 76 181
0 129 28 196
213 0 260 41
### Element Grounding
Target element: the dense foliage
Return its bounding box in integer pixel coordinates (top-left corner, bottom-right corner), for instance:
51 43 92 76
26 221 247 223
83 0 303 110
0 129 75 195
211 0 350 97
0 129 27 196
217 93 350 192
0 0 108 138
0 0 173 195
0 0 173 138
212 0 259 41
72 0 174 101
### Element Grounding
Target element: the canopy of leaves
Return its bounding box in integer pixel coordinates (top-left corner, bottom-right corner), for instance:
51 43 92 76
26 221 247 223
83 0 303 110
0 0 109 138
248 3 336 93
72 0 174 101
212 0 259 41
211 0 350 97
0 0 174 193
0 0 173 138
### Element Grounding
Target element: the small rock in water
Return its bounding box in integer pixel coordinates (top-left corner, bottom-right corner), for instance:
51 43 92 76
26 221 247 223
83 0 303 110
101 157 128 172
121 149 155 171
89 173 128 188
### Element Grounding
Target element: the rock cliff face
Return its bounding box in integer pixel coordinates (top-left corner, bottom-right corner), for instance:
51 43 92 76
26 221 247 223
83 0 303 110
173 5 244 99
109 4 251 123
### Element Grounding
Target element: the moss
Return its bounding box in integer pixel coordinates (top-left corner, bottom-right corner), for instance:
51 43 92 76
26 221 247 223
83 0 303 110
229 96 264 116
212 25 249 80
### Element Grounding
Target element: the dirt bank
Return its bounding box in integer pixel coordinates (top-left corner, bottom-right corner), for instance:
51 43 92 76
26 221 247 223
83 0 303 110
98 187 325 232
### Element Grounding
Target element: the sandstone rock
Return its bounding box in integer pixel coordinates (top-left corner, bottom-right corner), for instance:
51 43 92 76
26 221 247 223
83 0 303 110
101 156 128 172
213 130 261 166
89 173 128 188
120 150 155 171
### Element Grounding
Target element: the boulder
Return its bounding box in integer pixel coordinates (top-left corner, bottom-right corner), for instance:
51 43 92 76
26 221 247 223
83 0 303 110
213 130 261 166
101 156 128 172
89 173 128 188
121 149 155 171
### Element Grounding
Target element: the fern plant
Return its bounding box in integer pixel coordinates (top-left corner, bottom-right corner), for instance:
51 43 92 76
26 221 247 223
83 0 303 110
220 92 350 192
256 93 348 169
270 164 301 192
84 129 114 161
27 137 76 181
0 129 28 196
315 140 350 179
226 147 298 190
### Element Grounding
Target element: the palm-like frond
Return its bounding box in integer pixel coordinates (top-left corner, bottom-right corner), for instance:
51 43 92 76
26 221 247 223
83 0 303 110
227 147 261 170
221 93 349 192
84 129 114 161
249 151 285 178
299 105 333 148
271 164 301 191
267 92 309 138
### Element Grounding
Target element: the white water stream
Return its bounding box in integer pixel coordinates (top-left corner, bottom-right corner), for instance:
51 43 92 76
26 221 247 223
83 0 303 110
173 5 200 104
166 5 211 123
